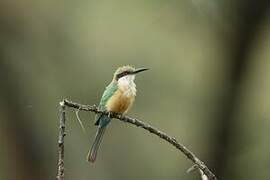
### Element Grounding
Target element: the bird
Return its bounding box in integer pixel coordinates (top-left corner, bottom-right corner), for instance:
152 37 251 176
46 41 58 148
87 65 149 162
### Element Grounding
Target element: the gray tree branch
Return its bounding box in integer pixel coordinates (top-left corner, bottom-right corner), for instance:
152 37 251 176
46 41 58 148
56 102 66 180
57 99 217 180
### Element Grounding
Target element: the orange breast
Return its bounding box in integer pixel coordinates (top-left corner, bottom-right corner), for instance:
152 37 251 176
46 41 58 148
106 89 135 114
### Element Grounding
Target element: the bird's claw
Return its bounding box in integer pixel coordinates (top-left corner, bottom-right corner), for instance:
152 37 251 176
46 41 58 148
108 112 112 118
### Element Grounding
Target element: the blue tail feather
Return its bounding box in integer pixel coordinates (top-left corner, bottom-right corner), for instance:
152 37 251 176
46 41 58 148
87 127 106 162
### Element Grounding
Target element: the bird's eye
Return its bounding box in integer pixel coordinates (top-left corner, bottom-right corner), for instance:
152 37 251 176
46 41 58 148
116 71 132 80
122 71 128 76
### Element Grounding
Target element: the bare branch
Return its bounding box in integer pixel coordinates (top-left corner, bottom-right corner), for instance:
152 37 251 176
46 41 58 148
56 101 66 180
61 99 217 180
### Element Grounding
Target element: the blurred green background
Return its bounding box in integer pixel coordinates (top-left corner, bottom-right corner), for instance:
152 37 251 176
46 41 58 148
0 0 270 180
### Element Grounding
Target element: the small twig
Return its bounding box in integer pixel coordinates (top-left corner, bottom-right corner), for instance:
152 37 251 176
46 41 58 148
61 99 217 180
56 101 66 180
187 164 208 180
199 169 209 180
75 108 86 133
187 164 199 174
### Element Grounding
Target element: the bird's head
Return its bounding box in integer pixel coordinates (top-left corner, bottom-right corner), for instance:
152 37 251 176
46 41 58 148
113 65 148 84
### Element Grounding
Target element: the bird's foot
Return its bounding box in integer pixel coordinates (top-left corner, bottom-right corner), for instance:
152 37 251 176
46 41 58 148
108 112 112 118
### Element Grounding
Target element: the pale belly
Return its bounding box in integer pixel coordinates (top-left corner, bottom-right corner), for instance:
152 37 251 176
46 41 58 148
106 89 135 114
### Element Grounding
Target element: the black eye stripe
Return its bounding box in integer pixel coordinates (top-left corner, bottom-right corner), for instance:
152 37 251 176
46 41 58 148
116 71 132 80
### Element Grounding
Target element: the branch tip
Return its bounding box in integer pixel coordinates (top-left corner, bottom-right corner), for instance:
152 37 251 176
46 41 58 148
59 101 65 107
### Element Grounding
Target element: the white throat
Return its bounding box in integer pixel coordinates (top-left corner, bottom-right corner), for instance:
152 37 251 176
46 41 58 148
118 75 136 97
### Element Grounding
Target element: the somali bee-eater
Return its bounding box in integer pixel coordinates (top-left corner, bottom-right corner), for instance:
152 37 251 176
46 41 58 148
87 65 149 162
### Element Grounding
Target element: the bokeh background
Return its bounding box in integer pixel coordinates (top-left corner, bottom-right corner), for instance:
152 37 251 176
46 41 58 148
1 0 270 180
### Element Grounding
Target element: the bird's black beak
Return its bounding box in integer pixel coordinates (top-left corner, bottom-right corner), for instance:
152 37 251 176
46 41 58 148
132 68 149 74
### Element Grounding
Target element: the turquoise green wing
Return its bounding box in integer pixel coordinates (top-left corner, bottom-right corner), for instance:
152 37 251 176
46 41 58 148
94 81 118 127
